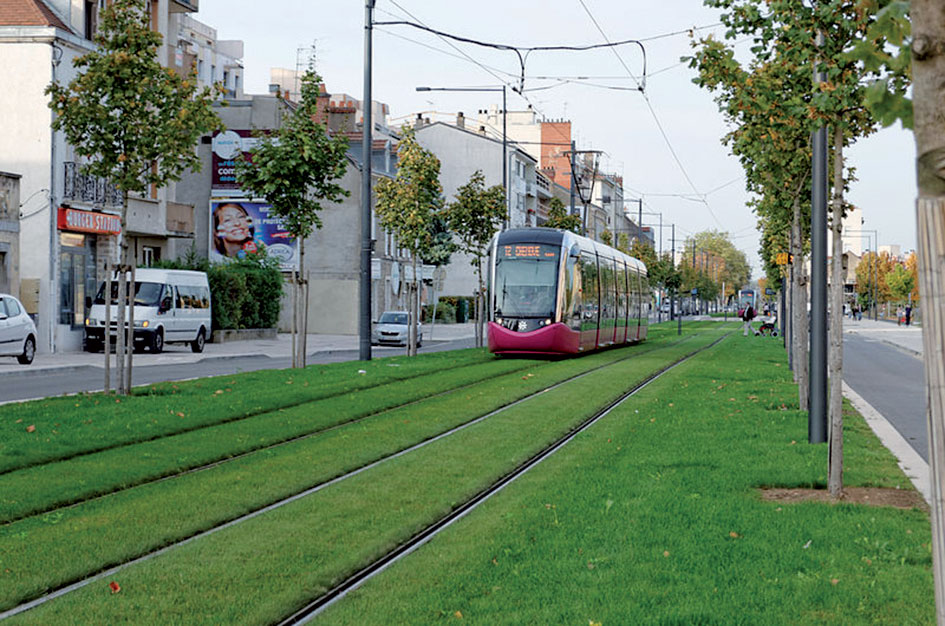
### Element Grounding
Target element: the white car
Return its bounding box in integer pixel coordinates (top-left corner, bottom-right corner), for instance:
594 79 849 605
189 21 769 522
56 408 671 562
371 310 422 347
0 294 37 365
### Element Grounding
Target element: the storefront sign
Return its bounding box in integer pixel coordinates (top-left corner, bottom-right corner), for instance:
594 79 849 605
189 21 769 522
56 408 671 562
57 207 121 235
209 199 297 270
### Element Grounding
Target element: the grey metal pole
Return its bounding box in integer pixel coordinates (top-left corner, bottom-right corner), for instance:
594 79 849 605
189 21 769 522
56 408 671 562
637 200 642 244
502 85 508 229
809 29 828 444
359 0 375 362
674 224 681 335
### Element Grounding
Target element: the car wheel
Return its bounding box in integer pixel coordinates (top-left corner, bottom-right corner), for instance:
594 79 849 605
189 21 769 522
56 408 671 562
18 336 35 365
191 329 206 353
150 330 164 354
84 340 102 353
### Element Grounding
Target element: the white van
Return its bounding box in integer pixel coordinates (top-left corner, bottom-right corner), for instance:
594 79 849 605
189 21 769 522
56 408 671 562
84 268 212 354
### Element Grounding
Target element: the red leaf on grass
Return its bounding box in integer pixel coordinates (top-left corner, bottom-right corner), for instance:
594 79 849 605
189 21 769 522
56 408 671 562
25 425 35 433
109 581 121 594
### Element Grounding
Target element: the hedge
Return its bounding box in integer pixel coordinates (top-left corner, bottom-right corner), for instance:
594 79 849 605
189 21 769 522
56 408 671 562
151 247 283 331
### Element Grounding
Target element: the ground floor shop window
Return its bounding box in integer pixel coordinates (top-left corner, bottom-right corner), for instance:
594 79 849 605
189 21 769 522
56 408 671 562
59 233 97 327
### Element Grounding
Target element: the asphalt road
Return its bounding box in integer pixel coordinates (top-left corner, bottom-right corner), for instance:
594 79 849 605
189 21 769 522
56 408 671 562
842 333 927 462
0 337 476 405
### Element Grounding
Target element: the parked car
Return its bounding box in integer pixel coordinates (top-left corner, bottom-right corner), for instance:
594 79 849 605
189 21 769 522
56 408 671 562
0 294 37 365
84 268 212 354
371 310 422 347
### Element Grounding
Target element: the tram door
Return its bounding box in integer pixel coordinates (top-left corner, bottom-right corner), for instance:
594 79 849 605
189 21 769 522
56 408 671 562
599 256 617 346
579 252 599 351
615 258 628 344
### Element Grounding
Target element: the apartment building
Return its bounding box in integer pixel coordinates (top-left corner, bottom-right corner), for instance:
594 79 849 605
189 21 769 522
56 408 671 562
0 0 243 352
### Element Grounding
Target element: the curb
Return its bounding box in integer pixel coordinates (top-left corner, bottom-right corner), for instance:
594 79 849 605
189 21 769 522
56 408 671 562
0 364 98 379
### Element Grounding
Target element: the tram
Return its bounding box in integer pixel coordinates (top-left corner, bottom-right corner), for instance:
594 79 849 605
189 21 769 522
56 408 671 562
488 228 648 355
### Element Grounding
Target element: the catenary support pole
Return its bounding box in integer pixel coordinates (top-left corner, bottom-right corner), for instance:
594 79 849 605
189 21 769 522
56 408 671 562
808 30 828 444
359 0 375 362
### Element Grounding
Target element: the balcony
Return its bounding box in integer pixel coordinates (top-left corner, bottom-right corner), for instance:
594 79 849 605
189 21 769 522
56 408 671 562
166 201 194 235
169 0 199 13
535 173 553 199
62 162 122 208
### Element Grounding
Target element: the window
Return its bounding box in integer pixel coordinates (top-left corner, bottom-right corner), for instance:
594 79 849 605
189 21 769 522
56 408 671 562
6 297 20 317
84 0 95 40
142 246 160 267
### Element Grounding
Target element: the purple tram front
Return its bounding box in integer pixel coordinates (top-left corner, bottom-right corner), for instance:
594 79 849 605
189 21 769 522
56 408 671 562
487 228 648 356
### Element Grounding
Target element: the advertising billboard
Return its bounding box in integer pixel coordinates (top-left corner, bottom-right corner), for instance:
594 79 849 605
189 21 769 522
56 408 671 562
211 129 260 194
209 199 297 270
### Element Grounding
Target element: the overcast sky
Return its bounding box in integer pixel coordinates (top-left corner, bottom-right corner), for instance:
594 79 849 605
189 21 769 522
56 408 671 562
198 0 917 277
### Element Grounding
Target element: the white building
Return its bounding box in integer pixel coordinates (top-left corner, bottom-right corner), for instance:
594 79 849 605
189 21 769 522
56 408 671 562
414 118 537 299
0 0 237 352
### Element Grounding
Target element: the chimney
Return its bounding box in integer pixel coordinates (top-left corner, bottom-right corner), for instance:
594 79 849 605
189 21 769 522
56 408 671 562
415 113 424 129
456 111 465 129
479 125 487 136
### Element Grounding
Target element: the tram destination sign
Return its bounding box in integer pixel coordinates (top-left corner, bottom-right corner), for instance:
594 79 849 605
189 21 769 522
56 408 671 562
500 244 558 259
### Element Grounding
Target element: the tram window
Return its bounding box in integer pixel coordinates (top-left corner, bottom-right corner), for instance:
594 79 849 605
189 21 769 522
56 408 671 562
599 257 616 330
616 260 627 329
494 243 560 318
579 252 599 330
564 252 582 329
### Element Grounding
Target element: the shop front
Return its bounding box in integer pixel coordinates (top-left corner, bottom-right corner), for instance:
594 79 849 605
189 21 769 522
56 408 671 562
55 207 120 350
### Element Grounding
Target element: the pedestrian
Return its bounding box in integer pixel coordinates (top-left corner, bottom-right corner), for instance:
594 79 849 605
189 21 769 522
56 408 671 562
897 305 904 326
906 305 912 326
742 304 756 336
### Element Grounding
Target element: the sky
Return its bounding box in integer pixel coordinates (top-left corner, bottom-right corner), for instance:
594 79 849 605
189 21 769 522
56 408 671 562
197 0 917 278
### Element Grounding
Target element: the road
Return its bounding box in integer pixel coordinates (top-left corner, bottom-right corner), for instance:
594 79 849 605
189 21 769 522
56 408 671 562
0 337 475 405
842 332 927 462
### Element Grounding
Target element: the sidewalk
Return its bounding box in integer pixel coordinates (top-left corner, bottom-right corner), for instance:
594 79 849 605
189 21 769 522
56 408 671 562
0 322 478 377
842 316 923 356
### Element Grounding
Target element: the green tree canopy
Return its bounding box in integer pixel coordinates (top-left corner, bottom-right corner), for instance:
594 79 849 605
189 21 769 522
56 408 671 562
544 197 582 233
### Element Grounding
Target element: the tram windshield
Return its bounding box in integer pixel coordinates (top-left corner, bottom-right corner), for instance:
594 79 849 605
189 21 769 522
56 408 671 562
494 243 560 318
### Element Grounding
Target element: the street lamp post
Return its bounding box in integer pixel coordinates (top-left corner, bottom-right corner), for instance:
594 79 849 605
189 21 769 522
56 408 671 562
359 0 376 362
416 85 508 228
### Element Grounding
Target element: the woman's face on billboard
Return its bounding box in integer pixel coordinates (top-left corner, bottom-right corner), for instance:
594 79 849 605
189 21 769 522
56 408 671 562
217 204 251 242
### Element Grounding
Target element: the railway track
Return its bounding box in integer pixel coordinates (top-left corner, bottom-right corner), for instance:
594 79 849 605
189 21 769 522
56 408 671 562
278 332 730 624
0 325 726 622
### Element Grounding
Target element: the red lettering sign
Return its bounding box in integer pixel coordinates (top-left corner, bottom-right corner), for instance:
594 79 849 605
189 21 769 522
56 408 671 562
57 207 122 235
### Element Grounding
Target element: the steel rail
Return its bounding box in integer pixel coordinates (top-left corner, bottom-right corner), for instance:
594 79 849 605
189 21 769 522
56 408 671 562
277 332 730 625
0 330 709 621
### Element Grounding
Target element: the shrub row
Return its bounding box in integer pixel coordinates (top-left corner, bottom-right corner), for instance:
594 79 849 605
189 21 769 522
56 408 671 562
151 248 283 330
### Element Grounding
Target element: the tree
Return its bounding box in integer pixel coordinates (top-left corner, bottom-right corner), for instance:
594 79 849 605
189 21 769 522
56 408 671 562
545 197 582 233
693 0 910 497
912 2 945 617
375 127 443 356
235 70 349 368
885 264 915 305
446 170 505 348
47 0 220 395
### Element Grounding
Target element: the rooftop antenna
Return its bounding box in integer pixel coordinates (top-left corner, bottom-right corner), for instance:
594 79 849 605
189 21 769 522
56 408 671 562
295 41 318 97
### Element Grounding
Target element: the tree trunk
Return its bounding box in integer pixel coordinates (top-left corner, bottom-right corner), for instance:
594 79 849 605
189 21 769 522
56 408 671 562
116 255 126 395
298 239 307 368
126 262 135 393
302 271 310 368
291 269 297 369
476 258 484 349
792 197 809 409
911 3 945 621
410 256 419 357
104 258 111 393
828 125 845 497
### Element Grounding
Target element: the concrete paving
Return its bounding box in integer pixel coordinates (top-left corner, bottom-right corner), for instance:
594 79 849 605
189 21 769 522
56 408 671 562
842 316 923 355
0 322 478 377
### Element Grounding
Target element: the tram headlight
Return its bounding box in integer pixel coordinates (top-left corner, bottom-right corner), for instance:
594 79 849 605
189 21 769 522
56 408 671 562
543 318 551 326
496 317 503 325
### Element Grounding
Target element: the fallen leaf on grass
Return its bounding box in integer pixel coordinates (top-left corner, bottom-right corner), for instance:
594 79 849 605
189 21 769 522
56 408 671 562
831 578 839 585
729 531 739 538
176 412 185 418
109 581 121 594
663 550 670 557
214 390 224 395
15 419 22 423
590 621 602 626
454 610 463 619
26 425 35 433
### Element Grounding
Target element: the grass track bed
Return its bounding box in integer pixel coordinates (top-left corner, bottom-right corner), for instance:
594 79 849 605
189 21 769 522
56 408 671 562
5 326 718 623
0 327 719 612
0 357 538 524
319 333 933 624
3 328 727 621
0 350 492 474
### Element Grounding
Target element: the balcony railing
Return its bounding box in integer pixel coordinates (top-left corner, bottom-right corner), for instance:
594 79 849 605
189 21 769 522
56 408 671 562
62 162 122 208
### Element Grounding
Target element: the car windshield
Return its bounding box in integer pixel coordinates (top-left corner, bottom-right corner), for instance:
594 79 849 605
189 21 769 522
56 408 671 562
94 281 164 307
379 312 408 325
494 243 560 318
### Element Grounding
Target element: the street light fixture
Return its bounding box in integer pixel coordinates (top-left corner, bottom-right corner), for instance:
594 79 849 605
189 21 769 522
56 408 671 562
416 85 508 228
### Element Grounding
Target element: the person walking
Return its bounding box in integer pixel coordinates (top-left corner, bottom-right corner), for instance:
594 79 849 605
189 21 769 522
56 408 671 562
906 305 912 326
742 304 756 336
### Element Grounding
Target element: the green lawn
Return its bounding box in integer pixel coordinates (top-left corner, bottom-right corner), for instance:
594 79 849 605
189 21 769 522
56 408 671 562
5 323 930 624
